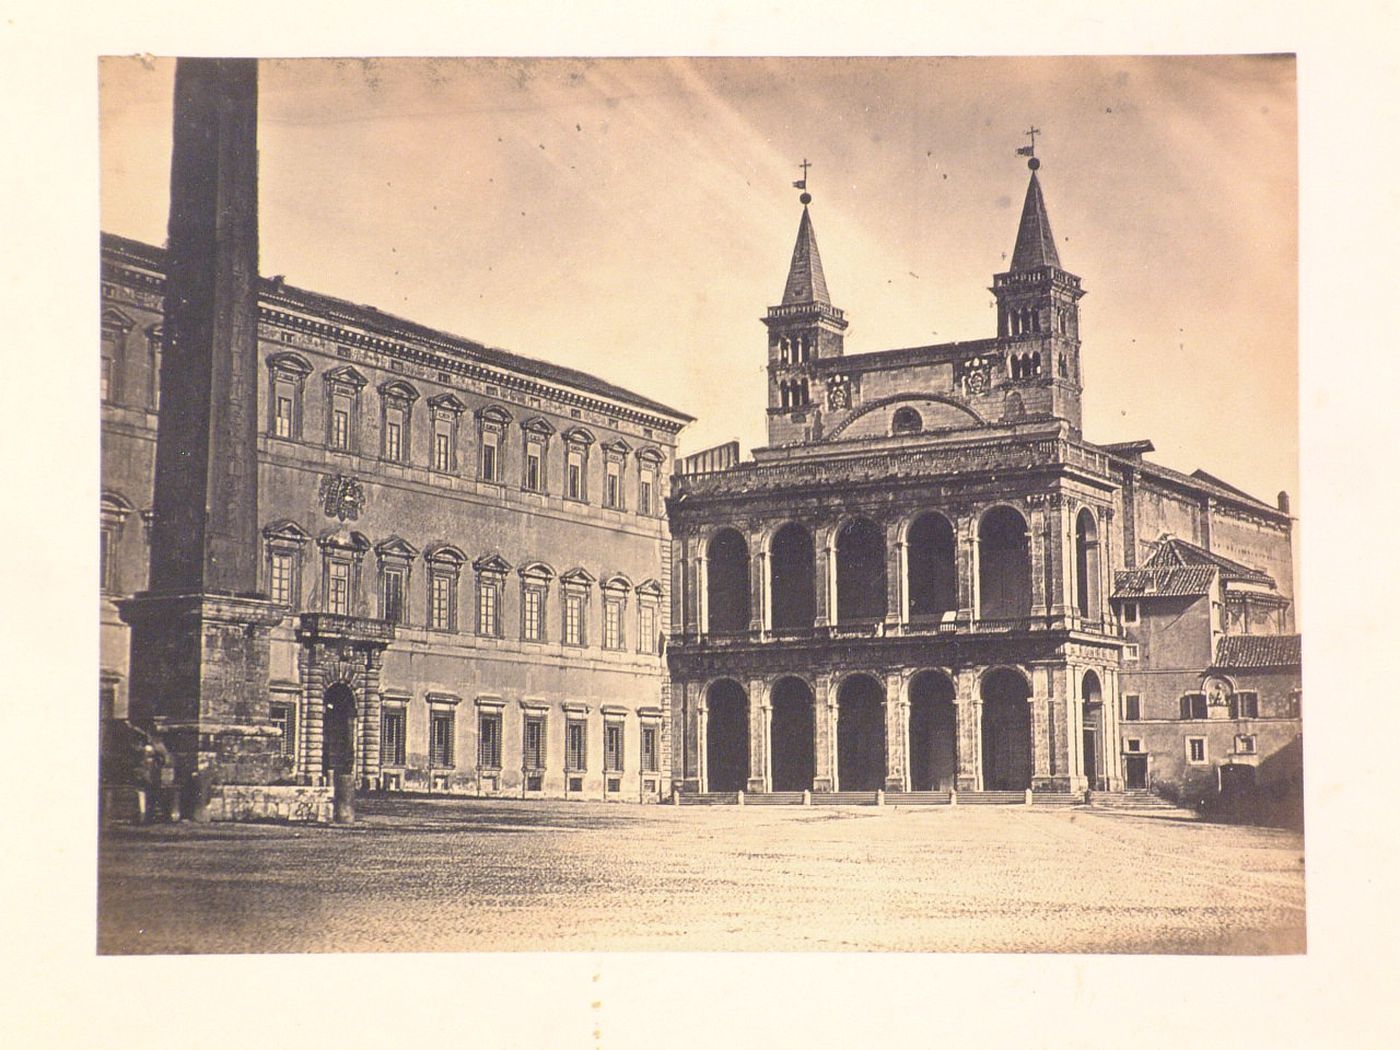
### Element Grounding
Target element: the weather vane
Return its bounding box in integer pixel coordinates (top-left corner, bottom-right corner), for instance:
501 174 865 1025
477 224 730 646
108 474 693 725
792 158 813 204
1016 126 1042 170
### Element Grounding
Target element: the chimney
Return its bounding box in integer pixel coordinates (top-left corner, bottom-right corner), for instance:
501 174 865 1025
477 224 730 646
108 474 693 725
1277 491 1291 514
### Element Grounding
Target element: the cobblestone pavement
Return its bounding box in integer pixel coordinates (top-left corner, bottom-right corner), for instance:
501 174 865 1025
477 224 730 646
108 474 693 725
98 798 1305 955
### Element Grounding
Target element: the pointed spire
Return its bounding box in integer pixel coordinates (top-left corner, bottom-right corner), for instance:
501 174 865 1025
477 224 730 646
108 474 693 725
781 205 832 306
1010 167 1062 272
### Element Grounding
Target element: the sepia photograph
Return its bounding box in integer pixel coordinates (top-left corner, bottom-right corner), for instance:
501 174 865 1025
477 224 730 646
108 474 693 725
92 54 1307 957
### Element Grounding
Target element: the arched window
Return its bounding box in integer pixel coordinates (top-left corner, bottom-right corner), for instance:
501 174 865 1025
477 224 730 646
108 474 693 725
1075 508 1102 620
978 506 1031 621
706 528 750 634
907 513 957 619
770 522 815 631
835 517 887 623
892 406 923 435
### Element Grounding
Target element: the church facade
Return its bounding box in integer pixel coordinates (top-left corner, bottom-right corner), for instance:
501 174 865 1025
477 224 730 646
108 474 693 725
665 162 1301 803
101 229 691 803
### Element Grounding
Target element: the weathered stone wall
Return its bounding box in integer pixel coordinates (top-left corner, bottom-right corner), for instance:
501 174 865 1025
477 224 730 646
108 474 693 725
207 783 334 823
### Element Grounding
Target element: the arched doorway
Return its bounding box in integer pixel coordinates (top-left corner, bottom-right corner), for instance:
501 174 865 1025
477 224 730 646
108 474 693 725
837 674 886 791
836 518 887 623
706 529 751 634
908 671 957 790
1075 509 1101 620
770 523 815 631
770 676 815 791
323 682 356 777
705 679 749 792
980 668 1031 790
907 512 957 620
1082 669 1104 789
978 506 1031 621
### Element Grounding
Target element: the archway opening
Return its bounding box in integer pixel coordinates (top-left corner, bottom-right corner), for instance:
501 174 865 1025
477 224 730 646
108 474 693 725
891 406 923 435
706 528 750 634
980 668 1032 791
770 676 815 792
837 674 886 791
323 682 356 777
908 512 957 620
770 523 815 632
1082 669 1104 789
836 518 887 623
705 679 749 792
978 507 1031 621
1075 509 1101 620
909 671 958 790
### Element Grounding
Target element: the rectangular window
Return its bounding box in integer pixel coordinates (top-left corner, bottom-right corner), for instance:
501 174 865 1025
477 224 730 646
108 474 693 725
564 593 584 646
381 707 407 766
565 719 587 771
478 580 499 636
328 561 350 615
275 395 295 438
382 568 405 625
269 701 297 758
434 430 452 472
524 588 543 641
101 341 115 402
384 414 403 462
1234 691 1259 719
100 527 115 592
332 408 351 450
429 572 454 630
1123 643 1140 662
1124 738 1143 753
604 722 623 772
1236 734 1257 755
639 604 657 654
1186 737 1207 764
1121 600 1139 625
1288 690 1302 719
526 447 542 492
639 470 654 516
430 710 455 767
1123 693 1141 722
604 601 623 651
641 724 659 773
567 451 583 500
1180 693 1208 720
523 716 546 771
605 461 621 508
270 552 295 606
479 710 503 769
481 433 499 482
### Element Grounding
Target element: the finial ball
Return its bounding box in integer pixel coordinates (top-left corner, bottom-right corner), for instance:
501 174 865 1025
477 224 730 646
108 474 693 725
1028 157 1041 171
799 191 812 205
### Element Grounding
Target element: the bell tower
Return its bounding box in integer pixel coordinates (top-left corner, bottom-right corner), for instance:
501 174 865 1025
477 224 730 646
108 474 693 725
762 172 848 446
991 146 1087 432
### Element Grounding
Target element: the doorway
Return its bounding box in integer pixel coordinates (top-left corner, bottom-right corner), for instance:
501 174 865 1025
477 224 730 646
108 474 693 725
323 683 356 777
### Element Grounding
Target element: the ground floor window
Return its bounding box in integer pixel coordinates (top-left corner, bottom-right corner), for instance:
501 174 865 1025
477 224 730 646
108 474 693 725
430 710 455 767
1235 734 1257 755
641 724 659 773
605 722 624 772
566 719 587 772
523 715 546 771
381 707 407 766
479 709 503 769
269 699 297 758
1186 736 1207 764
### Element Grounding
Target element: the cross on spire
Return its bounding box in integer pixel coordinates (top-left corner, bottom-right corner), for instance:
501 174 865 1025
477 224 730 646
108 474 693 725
799 158 812 182
1024 125 1040 156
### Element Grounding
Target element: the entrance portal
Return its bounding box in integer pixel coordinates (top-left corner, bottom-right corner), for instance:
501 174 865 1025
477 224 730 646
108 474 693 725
770 677 815 791
1125 754 1148 790
705 679 749 792
980 668 1031 790
836 674 885 791
1082 670 1104 789
323 682 356 777
909 671 957 790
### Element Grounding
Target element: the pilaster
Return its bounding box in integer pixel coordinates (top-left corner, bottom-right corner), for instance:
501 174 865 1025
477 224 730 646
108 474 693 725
747 677 771 793
884 521 904 633
955 668 982 791
695 686 709 793
883 671 909 793
812 672 836 790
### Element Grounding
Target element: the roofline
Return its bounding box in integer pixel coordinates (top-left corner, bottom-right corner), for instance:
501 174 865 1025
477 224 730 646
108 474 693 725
100 231 695 427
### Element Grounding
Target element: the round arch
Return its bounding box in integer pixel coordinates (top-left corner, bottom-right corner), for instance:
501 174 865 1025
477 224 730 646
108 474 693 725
908 669 958 791
836 673 886 791
770 675 816 791
704 678 749 792
977 504 1031 621
825 392 989 441
1081 668 1105 789
706 527 751 634
906 511 958 620
835 517 887 623
980 666 1032 791
322 681 357 777
768 521 816 631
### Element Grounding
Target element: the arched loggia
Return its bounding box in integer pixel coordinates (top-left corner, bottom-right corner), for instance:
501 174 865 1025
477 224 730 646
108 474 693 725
908 671 957 790
835 518 887 623
705 679 749 792
978 506 1031 621
980 668 1032 791
836 674 886 791
1075 508 1102 621
908 512 957 620
706 528 750 634
769 523 815 631
770 676 816 791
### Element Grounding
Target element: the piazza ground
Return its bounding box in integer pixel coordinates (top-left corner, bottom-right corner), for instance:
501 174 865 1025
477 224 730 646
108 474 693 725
97 798 1305 955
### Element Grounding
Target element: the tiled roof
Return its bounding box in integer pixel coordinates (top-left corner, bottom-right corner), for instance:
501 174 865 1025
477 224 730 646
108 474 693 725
1136 458 1278 514
1214 634 1302 670
1112 566 1216 598
1009 171 1061 271
781 205 832 306
100 232 693 424
1145 537 1274 586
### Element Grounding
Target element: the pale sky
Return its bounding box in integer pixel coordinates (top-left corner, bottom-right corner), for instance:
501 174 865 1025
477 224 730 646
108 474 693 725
101 55 1298 504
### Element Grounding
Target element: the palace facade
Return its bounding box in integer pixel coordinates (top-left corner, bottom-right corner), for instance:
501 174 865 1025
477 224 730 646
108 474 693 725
101 232 691 802
665 163 1301 804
